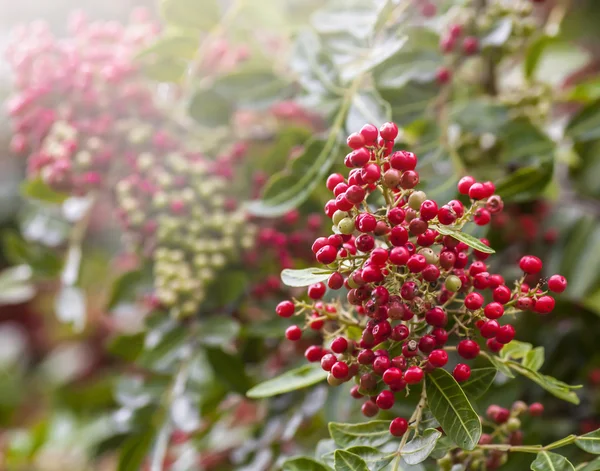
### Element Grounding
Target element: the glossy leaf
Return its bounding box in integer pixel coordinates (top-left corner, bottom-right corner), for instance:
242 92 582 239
281 267 333 287
117 430 154 471
523 347 545 372
566 100 600 142
248 136 343 217
507 361 580 405
425 368 482 450
283 457 332 471
485 354 515 378
246 363 328 398
576 429 600 454
495 162 554 203
433 226 495 254
501 340 533 360
334 450 369 471
531 452 575 471
328 446 393 471
329 420 392 449
107 270 144 310
402 428 442 465
578 457 600 471
2 230 63 278
205 347 252 394
461 367 497 400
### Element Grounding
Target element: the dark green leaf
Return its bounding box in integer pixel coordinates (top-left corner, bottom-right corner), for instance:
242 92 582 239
2 230 63 278
461 368 497 400
451 101 509 134
531 452 575 471
107 333 145 362
433 226 495 254
425 368 482 450
160 0 220 30
248 136 343 217
507 361 580 405
281 267 333 287
524 36 556 80
578 457 600 471
402 428 442 465
187 89 233 128
329 420 392 449
205 347 252 394
576 429 600 454
107 270 144 310
485 354 515 378
117 430 154 471
329 446 392 471
209 270 248 305
495 162 554 202
21 178 68 204
138 323 188 372
334 450 369 471
430 436 455 460
567 100 600 142
246 363 328 398
282 457 332 471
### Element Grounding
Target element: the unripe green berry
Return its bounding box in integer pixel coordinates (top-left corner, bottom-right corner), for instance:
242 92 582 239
408 191 427 210
506 418 521 432
332 210 348 225
445 275 462 292
338 217 355 235
327 373 344 386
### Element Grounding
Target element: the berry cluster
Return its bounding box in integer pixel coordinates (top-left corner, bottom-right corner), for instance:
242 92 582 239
5 12 160 195
438 401 545 470
276 122 566 437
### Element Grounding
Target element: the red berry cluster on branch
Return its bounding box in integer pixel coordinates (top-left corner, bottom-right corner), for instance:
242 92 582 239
276 122 566 437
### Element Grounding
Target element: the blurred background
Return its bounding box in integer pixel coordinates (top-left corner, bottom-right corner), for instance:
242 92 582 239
0 0 599 470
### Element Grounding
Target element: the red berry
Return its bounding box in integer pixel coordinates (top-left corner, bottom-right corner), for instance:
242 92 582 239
407 254 427 273
458 339 480 359
389 151 417 171
347 132 366 149
453 363 471 382
285 325 302 341
305 345 323 362
548 275 567 293
361 400 379 417
331 337 349 354
428 349 449 367
357 349 375 365
495 324 516 344
436 67 452 84
389 226 409 246
376 390 395 409
321 353 337 371
493 285 512 304
463 36 479 55
388 207 405 225
373 356 391 375
419 335 437 354
465 292 484 310
449 24 463 38
479 320 500 339
345 185 366 204
308 282 326 300
316 245 337 264
276 300 295 318
383 367 403 385
327 173 345 191
350 148 371 167
328 272 344 290
484 302 504 320
379 122 398 141
360 124 379 144
486 338 504 352
390 417 408 437
331 361 349 379
404 366 424 384
529 402 544 416
458 176 475 195
468 182 487 200
534 295 555 314
400 170 419 189
356 213 377 233
420 200 439 221
437 205 457 225
519 255 543 274
474 208 491 226
425 307 447 327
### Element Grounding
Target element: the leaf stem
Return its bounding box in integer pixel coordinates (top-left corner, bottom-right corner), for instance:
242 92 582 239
477 434 577 454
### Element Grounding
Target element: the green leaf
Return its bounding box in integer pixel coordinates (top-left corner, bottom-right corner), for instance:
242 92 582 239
107 333 145 362
566 100 600 142
430 436 455 460
451 100 509 135
485 354 515 378
334 450 369 471
214 68 291 109
0 265 35 305
346 89 392 133
248 136 343 217
523 347 545 372
433 226 495 254
246 363 328 398
187 89 233 128
577 457 600 471
524 36 556 80
209 270 248 305
283 457 332 471
501 340 533 360
2 230 63 278
138 321 188 371
281 267 333 287
329 420 392 449
531 452 576 471
107 270 144 310
425 368 482 450
21 178 68 204
205 347 252 394
402 428 442 465
160 0 220 30
138 32 198 61
461 367 497 400
117 430 154 471
495 162 554 203
507 361 580 405
328 447 392 471
141 57 187 82
576 429 600 454
481 18 512 48
198 317 240 347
